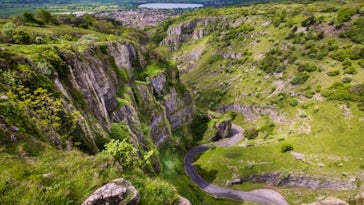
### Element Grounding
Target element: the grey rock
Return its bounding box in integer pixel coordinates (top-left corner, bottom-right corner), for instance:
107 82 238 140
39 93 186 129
161 17 222 51
10 126 19 132
212 118 232 141
82 178 139 205
240 172 355 190
0 95 9 100
150 72 167 96
291 151 305 161
177 195 192 205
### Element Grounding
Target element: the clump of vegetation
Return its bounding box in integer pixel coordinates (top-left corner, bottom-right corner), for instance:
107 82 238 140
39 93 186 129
245 128 259 140
281 143 294 153
291 72 309 85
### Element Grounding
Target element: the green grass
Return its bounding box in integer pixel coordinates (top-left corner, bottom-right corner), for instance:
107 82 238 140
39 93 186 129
144 64 164 77
159 145 240 205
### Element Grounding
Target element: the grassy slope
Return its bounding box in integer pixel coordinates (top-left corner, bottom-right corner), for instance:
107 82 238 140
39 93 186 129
165 0 364 203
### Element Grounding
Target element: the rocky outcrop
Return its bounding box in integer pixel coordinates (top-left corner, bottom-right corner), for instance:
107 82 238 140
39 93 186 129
163 88 193 130
82 178 139 205
53 41 193 152
212 118 232 141
219 104 287 123
177 195 192 205
230 172 355 190
134 82 171 146
161 17 221 50
302 197 349 205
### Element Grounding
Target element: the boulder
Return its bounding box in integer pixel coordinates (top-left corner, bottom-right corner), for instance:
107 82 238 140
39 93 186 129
82 178 139 205
177 195 192 205
212 118 232 141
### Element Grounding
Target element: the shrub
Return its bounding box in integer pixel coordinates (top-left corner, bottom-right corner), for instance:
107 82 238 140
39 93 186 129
245 128 259 140
336 7 355 24
301 16 316 27
289 98 298 106
1 22 16 39
281 143 294 153
291 72 309 85
342 58 352 66
13 30 31 44
358 59 364 68
297 63 317 72
343 66 357 74
327 70 340 76
343 18 364 44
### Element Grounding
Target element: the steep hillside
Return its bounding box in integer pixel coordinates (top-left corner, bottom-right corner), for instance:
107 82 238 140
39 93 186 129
156 0 364 203
0 16 202 204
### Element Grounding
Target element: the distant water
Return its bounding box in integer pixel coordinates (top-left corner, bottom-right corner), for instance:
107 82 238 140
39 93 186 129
138 3 204 9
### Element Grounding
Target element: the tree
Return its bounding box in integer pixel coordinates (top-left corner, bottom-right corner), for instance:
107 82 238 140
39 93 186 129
1 22 17 38
23 12 42 25
104 139 153 170
36 9 52 24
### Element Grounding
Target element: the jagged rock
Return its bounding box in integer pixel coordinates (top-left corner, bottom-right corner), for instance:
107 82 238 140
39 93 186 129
302 197 349 205
240 172 355 190
82 178 139 205
54 42 193 149
161 17 221 50
212 118 232 141
150 72 167 96
10 126 19 132
177 196 192 205
162 88 193 130
219 104 287 123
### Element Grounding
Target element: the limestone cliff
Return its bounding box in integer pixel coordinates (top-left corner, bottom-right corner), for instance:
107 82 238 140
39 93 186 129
51 41 193 153
160 17 222 51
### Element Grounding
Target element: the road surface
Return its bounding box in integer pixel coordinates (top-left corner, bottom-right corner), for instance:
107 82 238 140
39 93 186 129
184 124 290 205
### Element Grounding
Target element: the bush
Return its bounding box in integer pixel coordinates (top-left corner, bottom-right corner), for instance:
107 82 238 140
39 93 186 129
13 30 31 44
336 7 355 24
297 63 317 72
289 98 298 106
301 16 316 27
281 143 294 153
343 66 357 74
327 70 340 76
245 128 259 140
343 18 364 44
358 59 364 68
291 72 309 85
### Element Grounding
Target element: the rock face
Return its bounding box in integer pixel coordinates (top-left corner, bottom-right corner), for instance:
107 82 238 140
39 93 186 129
212 118 232 141
53 41 193 153
302 197 349 205
160 17 221 51
82 178 139 205
235 172 355 190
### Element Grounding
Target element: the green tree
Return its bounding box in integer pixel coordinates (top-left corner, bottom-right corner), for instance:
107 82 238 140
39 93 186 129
23 12 42 25
36 9 52 24
7 85 62 136
1 22 17 39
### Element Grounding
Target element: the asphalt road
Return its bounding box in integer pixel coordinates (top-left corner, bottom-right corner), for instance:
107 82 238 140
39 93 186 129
184 124 290 205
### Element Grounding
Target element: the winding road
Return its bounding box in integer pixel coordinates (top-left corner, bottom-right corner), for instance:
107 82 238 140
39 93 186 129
184 124 289 205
